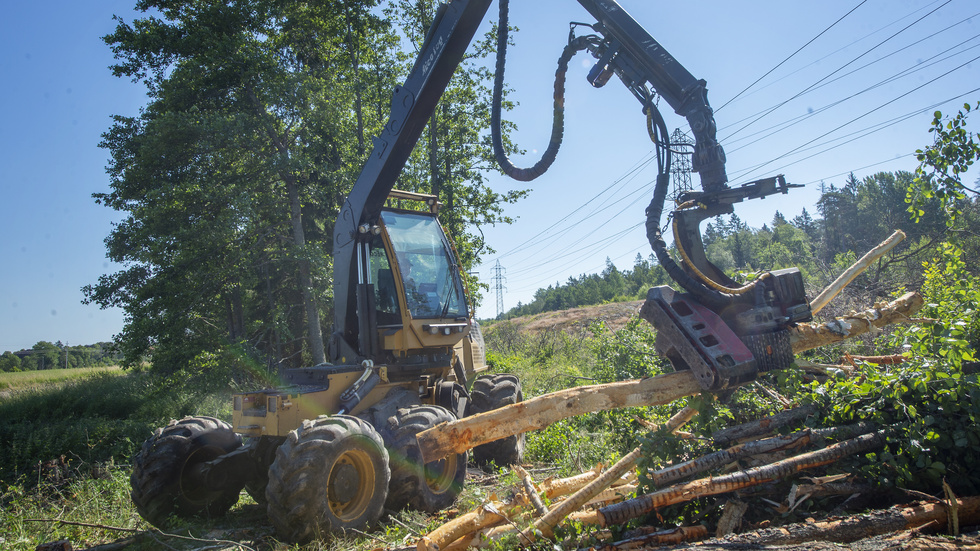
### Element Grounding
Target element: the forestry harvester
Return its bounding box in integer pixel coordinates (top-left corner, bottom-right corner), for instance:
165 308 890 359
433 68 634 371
130 0 811 542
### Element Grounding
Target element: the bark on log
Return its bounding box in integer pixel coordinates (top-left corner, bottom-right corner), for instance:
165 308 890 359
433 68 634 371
598 431 886 527
716 496 980 546
810 230 905 315
587 525 709 550
711 405 818 446
650 423 873 492
649 432 814 489
418 465 626 551
715 500 748 537
515 465 548 516
418 293 922 464
791 291 923 353
417 372 702 463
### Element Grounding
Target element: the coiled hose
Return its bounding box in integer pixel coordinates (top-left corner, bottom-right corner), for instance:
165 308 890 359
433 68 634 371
491 0 590 181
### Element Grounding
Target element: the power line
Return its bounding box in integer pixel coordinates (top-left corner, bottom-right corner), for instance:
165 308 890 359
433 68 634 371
716 0 869 113
729 56 980 183
724 37 980 155
721 0 953 142
718 0 952 108
488 152 656 262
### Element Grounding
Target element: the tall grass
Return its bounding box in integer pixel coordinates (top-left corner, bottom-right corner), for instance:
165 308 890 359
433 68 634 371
0 370 231 484
0 366 123 391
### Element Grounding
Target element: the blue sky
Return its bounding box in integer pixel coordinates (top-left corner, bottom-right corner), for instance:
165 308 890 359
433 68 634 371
0 0 977 351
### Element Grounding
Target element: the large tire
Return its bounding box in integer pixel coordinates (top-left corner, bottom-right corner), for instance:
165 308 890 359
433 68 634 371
384 405 467 512
466 374 525 468
266 415 390 543
130 416 243 527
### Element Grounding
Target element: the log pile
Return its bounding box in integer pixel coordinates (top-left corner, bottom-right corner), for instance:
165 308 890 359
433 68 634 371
417 291 923 464
414 232 943 550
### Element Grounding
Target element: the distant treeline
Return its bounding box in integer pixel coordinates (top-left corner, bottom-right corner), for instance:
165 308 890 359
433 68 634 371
0 341 120 372
503 171 980 319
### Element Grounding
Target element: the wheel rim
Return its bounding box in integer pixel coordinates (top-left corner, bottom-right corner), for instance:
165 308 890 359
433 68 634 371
327 448 376 521
423 453 458 495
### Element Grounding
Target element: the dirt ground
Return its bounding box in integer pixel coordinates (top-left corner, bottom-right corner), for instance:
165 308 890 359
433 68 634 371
493 300 645 336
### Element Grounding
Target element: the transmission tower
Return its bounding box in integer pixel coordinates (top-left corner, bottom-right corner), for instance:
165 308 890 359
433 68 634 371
668 127 694 203
490 260 507 319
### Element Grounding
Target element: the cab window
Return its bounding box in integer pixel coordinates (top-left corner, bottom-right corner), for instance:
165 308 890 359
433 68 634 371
380 210 468 320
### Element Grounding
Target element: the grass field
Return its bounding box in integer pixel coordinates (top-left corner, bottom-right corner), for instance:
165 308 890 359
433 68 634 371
0 365 123 392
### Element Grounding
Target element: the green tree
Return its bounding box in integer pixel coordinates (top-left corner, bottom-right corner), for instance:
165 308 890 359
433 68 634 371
911 102 980 226
88 0 527 373
0 352 21 373
87 0 398 372
31 342 61 370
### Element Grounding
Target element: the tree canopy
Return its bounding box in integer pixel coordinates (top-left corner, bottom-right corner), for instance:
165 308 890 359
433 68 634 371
86 0 524 373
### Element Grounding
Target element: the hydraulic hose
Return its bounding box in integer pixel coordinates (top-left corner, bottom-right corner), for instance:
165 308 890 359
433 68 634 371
642 104 755 309
491 0 589 181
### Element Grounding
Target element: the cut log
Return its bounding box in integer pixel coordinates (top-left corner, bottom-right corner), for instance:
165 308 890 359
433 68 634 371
843 353 906 365
810 229 905 315
649 432 813 489
587 525 709 550
418 464 627 551
711 405 817 446
598 431 886 527
417 372 702 463
539 464 604 498
530 405 699 540
417 502 519 551
417 293 922 464
716 496 980 546
791 291 923 353
534 447 644 540
648 423 874 491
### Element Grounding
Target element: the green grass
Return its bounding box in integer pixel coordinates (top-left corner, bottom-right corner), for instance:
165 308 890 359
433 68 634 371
0 326 649 550
0 365 123 391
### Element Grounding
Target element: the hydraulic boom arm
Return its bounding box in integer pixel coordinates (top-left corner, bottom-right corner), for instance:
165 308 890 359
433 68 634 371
331 0 492 359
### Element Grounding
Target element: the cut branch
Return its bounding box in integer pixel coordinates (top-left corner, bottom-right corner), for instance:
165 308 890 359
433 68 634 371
810 230 905 315
515 465 548 516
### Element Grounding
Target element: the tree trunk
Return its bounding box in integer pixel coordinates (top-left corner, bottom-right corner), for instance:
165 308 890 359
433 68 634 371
284 173 326 366
247 87 325 366
417 371 702 462
790 291 923 353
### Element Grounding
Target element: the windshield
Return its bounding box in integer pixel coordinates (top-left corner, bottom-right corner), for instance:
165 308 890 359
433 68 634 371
380 210 468 320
